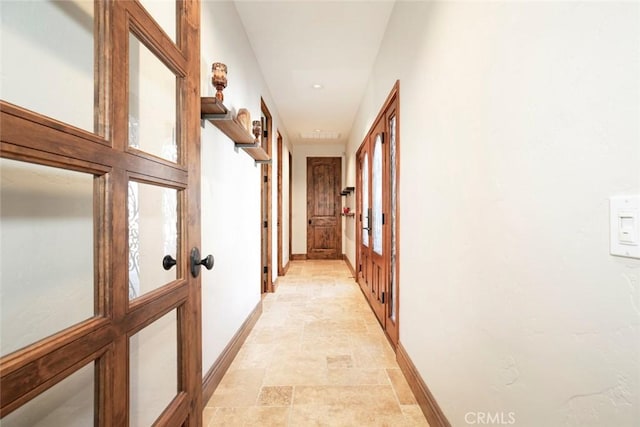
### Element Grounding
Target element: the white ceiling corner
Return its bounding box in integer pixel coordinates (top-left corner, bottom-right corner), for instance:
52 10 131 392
233 0 396 146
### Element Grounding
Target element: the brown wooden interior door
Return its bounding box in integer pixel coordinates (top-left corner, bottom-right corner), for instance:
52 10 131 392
368 119 387 322
0 1 202 425
306 157 342 259
357 118 389 328
357 145 372 295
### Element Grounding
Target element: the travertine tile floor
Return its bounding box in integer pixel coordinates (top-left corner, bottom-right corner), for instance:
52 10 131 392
203 260 429 426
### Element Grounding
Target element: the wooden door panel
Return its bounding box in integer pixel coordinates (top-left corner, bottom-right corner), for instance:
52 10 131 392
0 1 202 425
371 263 384 321
313 226 335 248
307 157 341 259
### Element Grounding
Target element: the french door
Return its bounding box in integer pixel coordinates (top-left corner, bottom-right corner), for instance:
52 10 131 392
0 1 203 425
356 82 399 347
358 143 372 296
359 121 386 322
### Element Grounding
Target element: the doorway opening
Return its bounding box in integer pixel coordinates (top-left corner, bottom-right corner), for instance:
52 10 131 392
260 98 273 293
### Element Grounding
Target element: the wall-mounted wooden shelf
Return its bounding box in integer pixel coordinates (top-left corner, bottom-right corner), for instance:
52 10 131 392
341 186 355 196
201 97 271 164
201 96 228 115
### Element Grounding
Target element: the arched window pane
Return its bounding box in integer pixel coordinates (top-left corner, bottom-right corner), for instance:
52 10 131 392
372 134 383 255
362 155 369 247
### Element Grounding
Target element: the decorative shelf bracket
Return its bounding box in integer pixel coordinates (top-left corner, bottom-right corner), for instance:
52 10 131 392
340 186 355 196
201 97 272 165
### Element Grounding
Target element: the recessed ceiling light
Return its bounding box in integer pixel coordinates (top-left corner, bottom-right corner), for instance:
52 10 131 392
300 131 341 140
312 84 323 89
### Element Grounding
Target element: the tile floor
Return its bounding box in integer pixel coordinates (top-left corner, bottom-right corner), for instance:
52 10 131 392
203 260 429 426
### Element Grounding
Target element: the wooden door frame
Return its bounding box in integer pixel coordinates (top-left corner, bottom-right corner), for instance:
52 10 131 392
306 157 342 260
356 147 362 283
384 86 400 346
260 98 273 293
277 131 284 276
289 152 293 263
0 1 203 425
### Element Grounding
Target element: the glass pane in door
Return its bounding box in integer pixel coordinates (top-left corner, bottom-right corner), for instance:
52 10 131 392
362 155 369 247
0 159 94 356
1 361 94 427
372 134 383 255
128 33 177 163
0 0 95 132
128 181 178 300
139 0 176 42
390 116 397 321
129 309 178 426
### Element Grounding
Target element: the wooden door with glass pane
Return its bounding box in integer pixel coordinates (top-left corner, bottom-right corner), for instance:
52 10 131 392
357 143 371 295
0 1 203 426
368 119 387 322
356 82 400 346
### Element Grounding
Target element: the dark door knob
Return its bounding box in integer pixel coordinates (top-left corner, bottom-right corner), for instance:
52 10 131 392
200 254 215 270
162 255 177 270
190 247 214 278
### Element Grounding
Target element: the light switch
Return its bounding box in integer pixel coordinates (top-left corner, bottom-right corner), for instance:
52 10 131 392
610 196 640 259
618 213 637 244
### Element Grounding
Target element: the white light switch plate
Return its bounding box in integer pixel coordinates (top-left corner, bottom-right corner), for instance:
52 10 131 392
610 195 640 259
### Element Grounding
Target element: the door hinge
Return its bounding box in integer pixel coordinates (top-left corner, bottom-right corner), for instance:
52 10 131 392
263 175 268 183
263 130 268 138
263 221 268 228
359 214 362 221
382 213 385 225
263 266 268 274
381 291 386 304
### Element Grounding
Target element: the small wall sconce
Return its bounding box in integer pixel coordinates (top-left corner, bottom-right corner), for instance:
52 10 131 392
211 62 227 102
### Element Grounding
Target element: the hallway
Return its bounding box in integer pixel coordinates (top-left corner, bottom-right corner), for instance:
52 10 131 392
203 260 429 426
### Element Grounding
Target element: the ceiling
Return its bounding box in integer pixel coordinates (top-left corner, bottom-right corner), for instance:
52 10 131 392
234 0 396 146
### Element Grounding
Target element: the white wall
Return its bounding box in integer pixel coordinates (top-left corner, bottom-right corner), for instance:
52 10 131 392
291 143 346 255
346 2 640 426
200 0 292 373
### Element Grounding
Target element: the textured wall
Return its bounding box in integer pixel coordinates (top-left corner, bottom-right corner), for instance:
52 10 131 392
346 2 640 425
